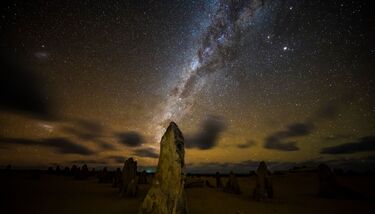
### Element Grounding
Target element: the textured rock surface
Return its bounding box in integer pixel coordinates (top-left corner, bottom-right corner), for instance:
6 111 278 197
139 122 188 214
120 157 138 197
253 161 273 201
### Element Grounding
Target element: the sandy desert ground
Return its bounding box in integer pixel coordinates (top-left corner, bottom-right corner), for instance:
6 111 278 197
1 171 374 214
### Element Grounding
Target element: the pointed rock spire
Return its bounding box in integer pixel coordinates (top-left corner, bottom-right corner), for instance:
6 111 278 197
253 161 273 201
139 122 188 214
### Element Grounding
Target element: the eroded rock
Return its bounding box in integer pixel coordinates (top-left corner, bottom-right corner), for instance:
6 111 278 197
112 167 122 188
98 167 110 183
120 157 138 197
138 170 148 184
139 122 188 214
253 161 273 201
224 171 240 194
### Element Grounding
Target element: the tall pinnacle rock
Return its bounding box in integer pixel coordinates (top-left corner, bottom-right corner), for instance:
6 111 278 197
139 122 188 214
253 161 273 201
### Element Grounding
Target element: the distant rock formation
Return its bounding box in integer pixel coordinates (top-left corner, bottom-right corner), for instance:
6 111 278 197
55 165 61 175
253 161 273 201
317 163 360 198
224 171 241 194
139 122 188 214
63 166 70 176
74 164 89 180
112 168 122 188
75 167 81 179
120 157 138 197
70 165 78 176
215 172 223 189
47 166 54 174
138 170 148 184
98 167 110 183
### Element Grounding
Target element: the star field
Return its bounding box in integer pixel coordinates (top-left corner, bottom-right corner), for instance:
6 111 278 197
0 0 374 172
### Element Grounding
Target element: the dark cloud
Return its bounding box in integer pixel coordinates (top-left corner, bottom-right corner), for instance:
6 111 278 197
0 56 54 120
186 116 227 150
264 122 313 151
43 138 94 155
237 140 256 149
62 119 116 150
263 101 344 152
106 155 126 164
0 137 94 155
0 138 36 146
116 131 143 147
63 127 89 140
133 148 159 159
285 123 313 137
321 136 375 154
310 95 356 123
324 134 353 141
62 119 103 141
76 120 103 135
97 140 116 150
264 137 299 151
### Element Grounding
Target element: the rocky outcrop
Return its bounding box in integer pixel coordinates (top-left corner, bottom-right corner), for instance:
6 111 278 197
139 122 188 214
63 166 70 176
224 171 241 194
120 157 138 197
75 164 89 180
98 167 111 183
253 161 273 201
112 167 122 188
317 163 360 198
138 170 148 184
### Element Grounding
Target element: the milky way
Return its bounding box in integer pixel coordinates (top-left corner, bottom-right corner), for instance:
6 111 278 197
152 0 265 141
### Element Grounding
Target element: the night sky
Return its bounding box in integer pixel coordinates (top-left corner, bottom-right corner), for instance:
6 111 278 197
1 0 374 172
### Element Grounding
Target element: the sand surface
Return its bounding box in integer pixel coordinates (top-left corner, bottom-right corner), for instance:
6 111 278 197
1 172 374 214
